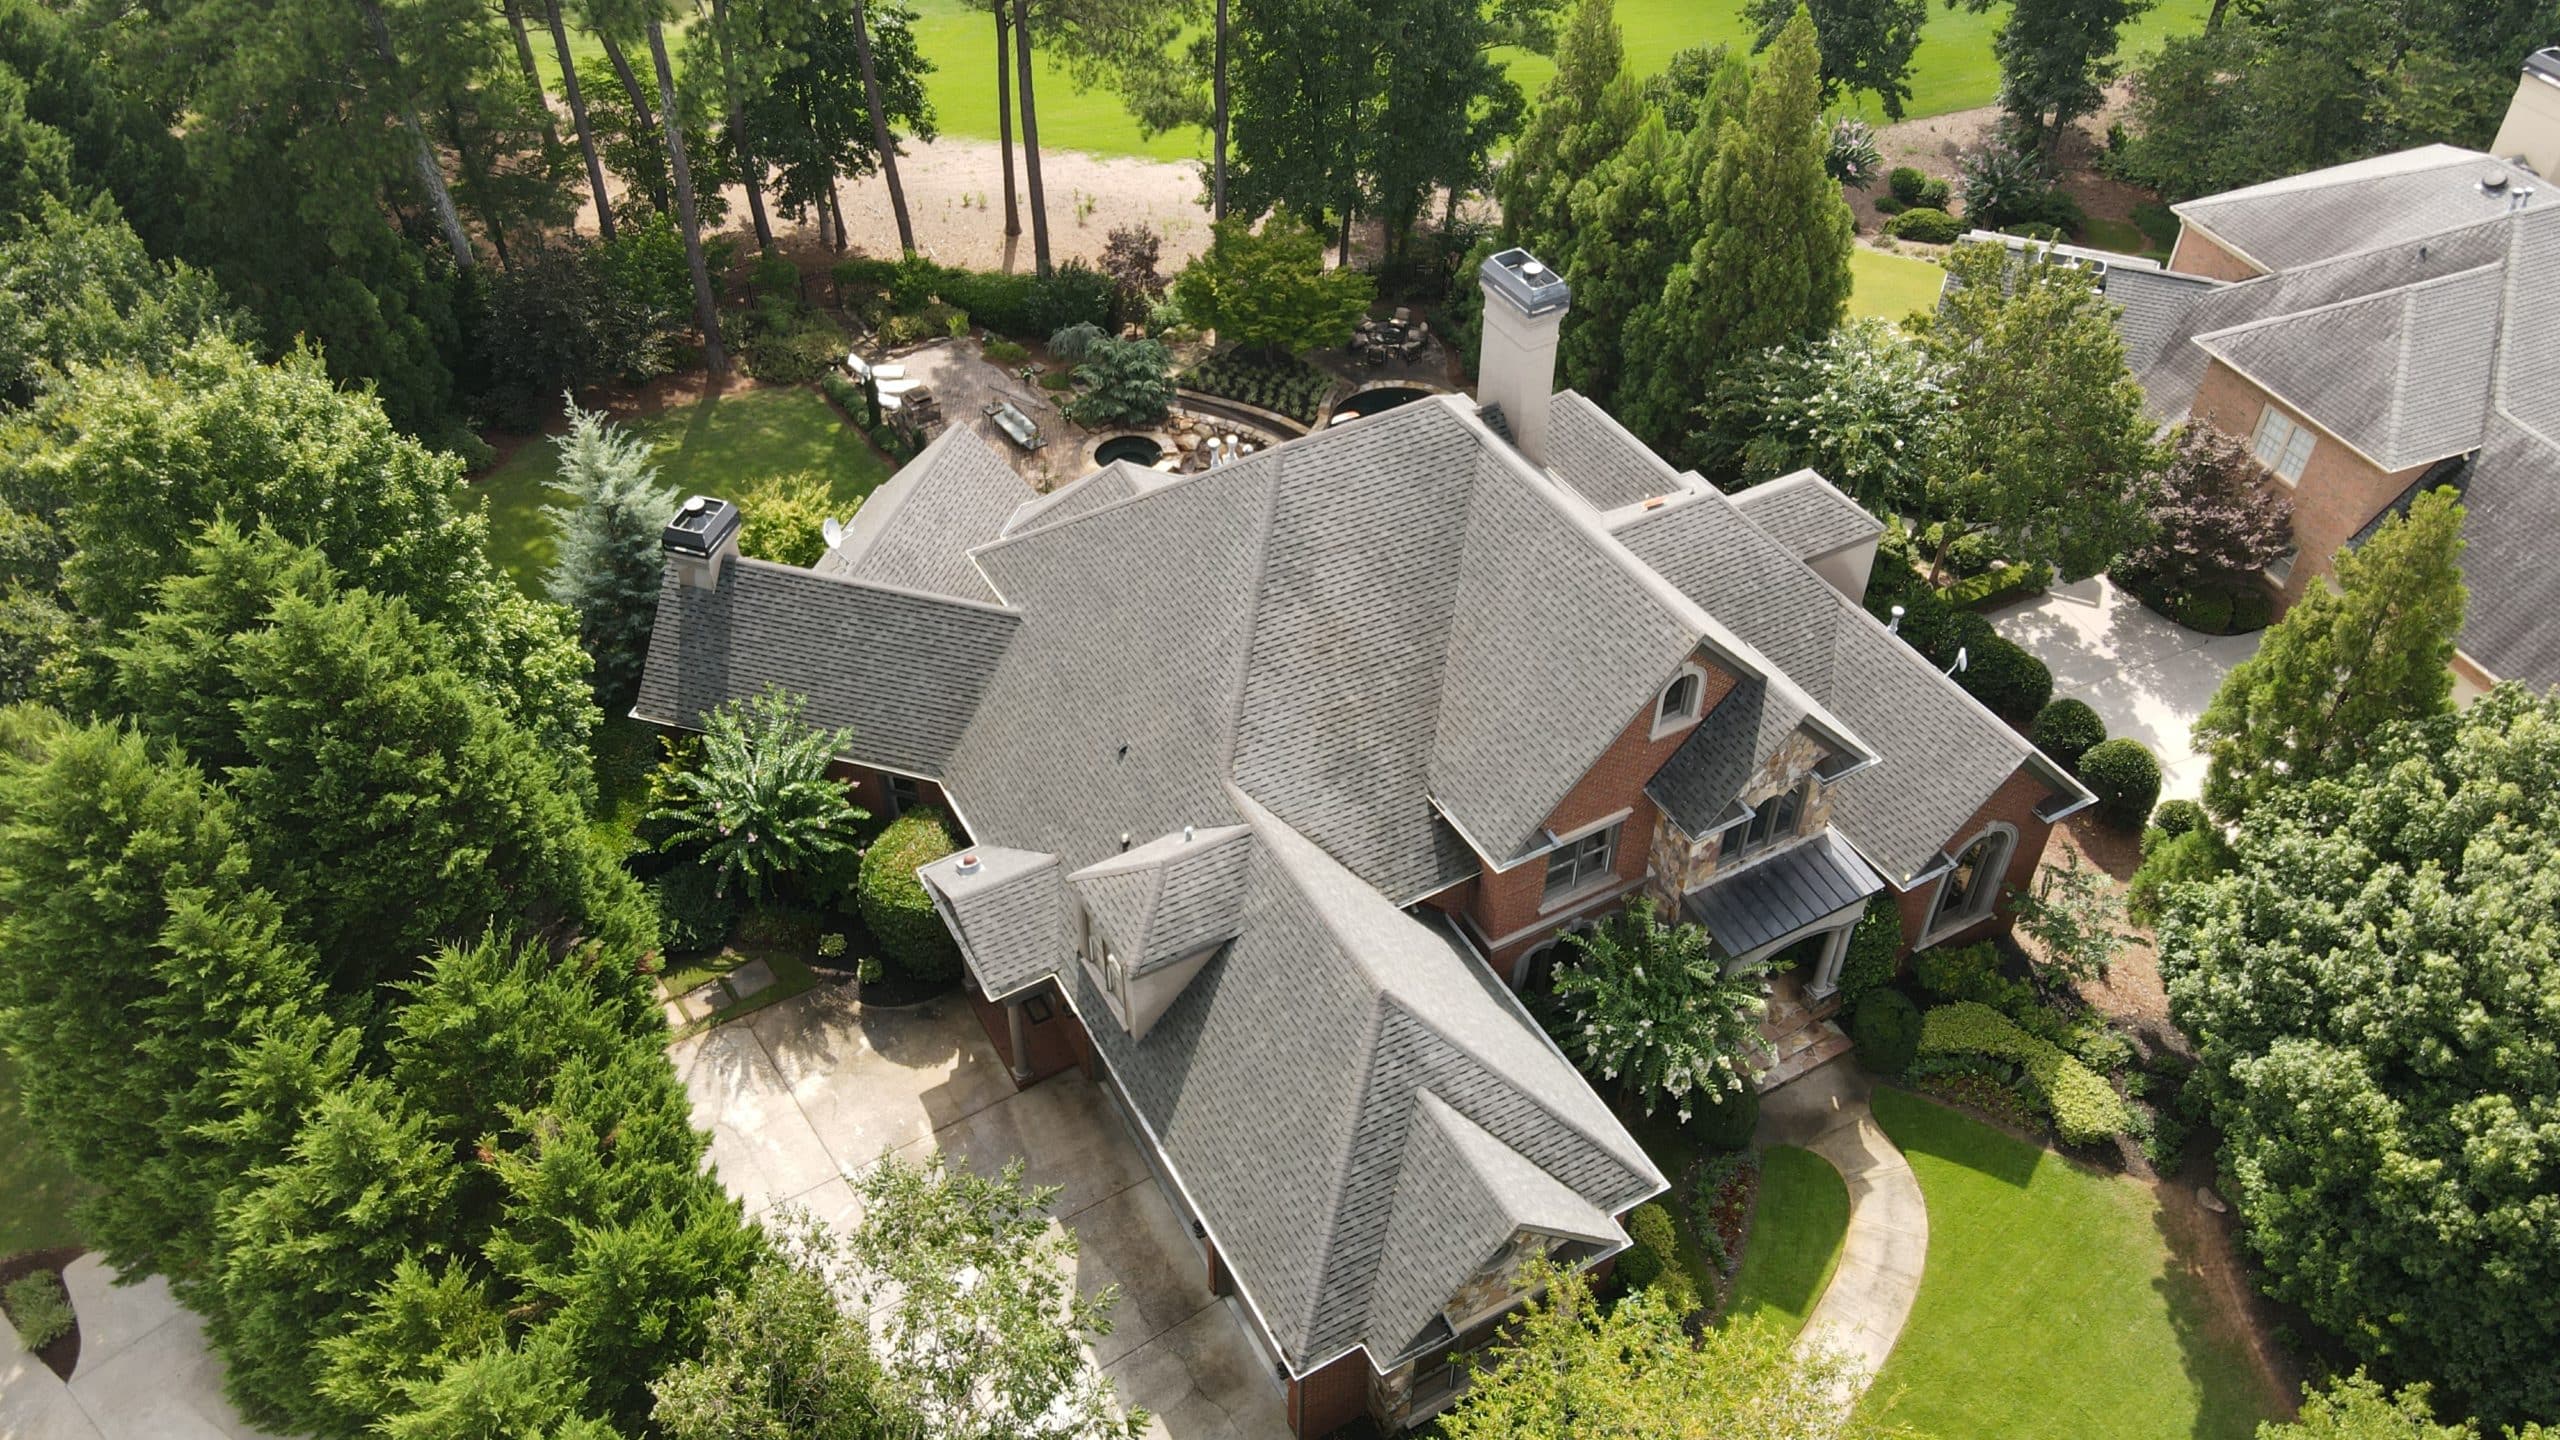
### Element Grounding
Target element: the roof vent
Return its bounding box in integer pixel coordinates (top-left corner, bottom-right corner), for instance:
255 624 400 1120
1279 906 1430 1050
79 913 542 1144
955 852 982 876
1183 824 1196 843
2483 166 2511 193
1120 832 1132 852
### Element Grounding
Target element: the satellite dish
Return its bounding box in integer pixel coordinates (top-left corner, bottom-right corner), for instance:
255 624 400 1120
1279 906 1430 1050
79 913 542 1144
822 517 844 549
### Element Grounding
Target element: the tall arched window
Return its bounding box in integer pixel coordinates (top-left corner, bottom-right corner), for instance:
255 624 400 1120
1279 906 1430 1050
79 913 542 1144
1928 823 2016 936
1653 663 1708 738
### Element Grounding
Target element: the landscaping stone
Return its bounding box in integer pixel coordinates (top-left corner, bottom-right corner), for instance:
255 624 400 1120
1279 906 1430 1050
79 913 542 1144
675 984 727 1023
2197 1185 2227 1214
726 958 778 1000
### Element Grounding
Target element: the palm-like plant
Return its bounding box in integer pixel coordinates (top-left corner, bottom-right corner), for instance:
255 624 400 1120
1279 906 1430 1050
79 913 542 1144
649 689 868 901
1550 898 1771 1122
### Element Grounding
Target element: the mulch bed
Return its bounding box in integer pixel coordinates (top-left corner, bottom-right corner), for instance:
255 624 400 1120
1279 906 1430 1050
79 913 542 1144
0 1246 83 1380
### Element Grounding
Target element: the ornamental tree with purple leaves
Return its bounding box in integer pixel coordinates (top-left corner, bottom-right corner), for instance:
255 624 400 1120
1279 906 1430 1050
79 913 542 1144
2120 425 2294 596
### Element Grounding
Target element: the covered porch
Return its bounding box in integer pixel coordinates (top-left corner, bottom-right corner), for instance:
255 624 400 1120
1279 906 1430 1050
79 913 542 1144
1681 829 1884 1092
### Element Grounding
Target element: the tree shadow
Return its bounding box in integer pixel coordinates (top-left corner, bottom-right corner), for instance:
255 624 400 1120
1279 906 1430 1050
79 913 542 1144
2148 1180 2300 1437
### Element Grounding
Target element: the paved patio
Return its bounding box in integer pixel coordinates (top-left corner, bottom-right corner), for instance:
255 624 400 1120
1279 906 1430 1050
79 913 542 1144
1988 575 2263 803
669 984 1292 1440
0 1256 283 1440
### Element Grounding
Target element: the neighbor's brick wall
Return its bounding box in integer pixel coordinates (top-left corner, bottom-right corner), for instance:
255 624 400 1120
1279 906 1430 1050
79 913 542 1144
2190 360 2435 604
1891 765 2062 953
2169 224 2264 281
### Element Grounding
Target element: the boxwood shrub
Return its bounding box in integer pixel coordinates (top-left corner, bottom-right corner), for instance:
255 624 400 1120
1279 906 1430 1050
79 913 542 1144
858 808 964 982
2078 738 2161 826
1919 1001 2131 1143
1852 990 1922 1075
1887 206 1963 243
2029 698 2106 772
1954 616 2052 723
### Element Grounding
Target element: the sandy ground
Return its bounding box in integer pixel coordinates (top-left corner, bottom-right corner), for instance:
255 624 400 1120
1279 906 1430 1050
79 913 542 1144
1847 82 2148 243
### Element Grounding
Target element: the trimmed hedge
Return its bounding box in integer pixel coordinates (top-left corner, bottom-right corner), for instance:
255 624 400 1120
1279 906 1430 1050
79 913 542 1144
652 864 736 955
1956 615 2052 722
2150 798 2207 838
1919 1001 2132 1144
2078 738 2161 826
1887 207 1963 243
1688 1081 1760 1153
2029 698 2106 772
1835 898 1904 1006
1941 559 2052 610
1853 990 1922 1075
832 255 1116 339
858 808 964 982
1618 1202 1679 1291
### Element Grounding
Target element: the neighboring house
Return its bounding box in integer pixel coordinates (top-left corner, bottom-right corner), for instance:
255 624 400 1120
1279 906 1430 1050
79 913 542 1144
2073 48 2560 693
634 249 2091 1437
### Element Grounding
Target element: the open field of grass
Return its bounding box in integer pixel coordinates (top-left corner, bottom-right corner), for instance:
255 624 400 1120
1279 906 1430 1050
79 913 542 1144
1855 1088 2280 1440
467 384 894 595
1725 1144 1850 1335
0 1052 88 1257
1848 246 1946 323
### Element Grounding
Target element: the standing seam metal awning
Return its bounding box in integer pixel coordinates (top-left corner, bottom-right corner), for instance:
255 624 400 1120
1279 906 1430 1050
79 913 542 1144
1681 829 1885 957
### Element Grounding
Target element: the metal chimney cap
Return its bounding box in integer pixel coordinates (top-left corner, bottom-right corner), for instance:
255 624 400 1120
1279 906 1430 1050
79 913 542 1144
1479 247 1572 318
662 495 741 556
2525 46 2560 86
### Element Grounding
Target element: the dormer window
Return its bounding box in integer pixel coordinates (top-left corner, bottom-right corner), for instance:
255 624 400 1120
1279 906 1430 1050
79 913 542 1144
1722 780 1809 862
1652 664 1708 738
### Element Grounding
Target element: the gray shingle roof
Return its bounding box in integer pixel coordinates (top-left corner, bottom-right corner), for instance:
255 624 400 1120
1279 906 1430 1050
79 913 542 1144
2193 264 2502 470
815 426 1031 603
2458 416 2560 684
1644 677 1796 838
1682 829 1884 957
1066 824 1255 972
632 558 1020 777
998 459 1170 537
2171 144 2519 273
1729 469 1884 562
919 846 1069 999
1543 392 1682 509
2103 264 2224 376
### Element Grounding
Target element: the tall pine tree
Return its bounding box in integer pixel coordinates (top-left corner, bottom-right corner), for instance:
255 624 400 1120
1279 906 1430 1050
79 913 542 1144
544 402 679 710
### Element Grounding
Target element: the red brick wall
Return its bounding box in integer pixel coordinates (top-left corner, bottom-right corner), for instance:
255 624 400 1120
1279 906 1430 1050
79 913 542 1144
1891 766 2061 953
2169 224 2264 281
824 762 949 828
1459 660 1741 974
1289 1349 1371 1439
966 979 1086 1084
2189 360 2435 604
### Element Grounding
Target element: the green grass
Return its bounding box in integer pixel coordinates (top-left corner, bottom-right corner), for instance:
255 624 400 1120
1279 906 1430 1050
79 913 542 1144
0 1051 88 1257
1725 1145 1850 1335
2079 216 2158 254
1855 1088 2278 1440
666 950 821 1040
467 385 895 594
1848 246 1946 324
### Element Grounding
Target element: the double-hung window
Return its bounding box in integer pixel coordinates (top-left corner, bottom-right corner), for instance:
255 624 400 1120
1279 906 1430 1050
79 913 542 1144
2251 406 2316 484
1543 823 1619 902
1722 781 1808 862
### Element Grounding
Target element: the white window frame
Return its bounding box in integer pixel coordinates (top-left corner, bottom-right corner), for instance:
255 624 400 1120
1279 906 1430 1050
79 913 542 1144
1722 780 1810 863
2264 546 2299 587
2251 405 2316 485
1923 822 2017 943
1541 822 1620 905
1650 663 1709 739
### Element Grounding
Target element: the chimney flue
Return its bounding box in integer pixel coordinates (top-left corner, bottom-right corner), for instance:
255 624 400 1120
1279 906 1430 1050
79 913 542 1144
1476 247 1571 468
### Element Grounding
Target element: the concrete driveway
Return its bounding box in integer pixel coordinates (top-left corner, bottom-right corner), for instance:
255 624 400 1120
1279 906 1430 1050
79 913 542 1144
670 985 1291 1440
0 1256 283 1440
1989 575 2263 803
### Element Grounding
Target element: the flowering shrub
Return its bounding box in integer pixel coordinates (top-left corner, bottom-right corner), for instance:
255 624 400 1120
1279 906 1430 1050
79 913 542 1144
1549 898 1770 1122
1919 1001 2131 1144
648 688 868 903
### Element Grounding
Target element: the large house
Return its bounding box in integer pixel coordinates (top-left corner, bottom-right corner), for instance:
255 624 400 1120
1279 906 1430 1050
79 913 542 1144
634 249 2091 1436
2078 47 2560 692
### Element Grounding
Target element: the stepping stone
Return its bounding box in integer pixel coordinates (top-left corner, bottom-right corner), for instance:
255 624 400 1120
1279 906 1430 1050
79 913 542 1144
660 999 687 1029
726 958 778 1000
675 984 727 1022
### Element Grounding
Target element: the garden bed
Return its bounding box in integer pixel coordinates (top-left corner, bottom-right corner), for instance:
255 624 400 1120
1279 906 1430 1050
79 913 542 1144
0 1246 82 1379
1175 350 1336 427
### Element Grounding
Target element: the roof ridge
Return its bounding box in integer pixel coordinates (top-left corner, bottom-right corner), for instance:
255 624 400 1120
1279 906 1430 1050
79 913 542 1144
2189 260 2503 344
723 555 1022 617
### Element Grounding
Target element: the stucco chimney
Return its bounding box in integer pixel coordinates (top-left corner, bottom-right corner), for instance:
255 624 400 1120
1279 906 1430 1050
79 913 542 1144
663 495 742 589
2492 47 2560 181
1477 247 1571 467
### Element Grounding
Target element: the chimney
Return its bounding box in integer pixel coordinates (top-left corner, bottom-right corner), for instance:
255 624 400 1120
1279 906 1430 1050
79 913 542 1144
2492 47 2560 181
1477 247 1571 467
663 495 742 589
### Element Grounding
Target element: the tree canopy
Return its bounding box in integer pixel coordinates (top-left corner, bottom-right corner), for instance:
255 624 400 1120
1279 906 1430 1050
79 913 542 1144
1174 213 1375 357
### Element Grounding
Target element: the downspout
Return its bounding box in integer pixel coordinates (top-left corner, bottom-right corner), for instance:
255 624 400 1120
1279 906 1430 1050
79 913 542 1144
1006 997 1034 1084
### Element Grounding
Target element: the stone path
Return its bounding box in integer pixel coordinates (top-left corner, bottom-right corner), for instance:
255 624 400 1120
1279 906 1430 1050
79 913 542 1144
1759 1060 1928 1405
0 1256 283 1439
1754 971 1853 1094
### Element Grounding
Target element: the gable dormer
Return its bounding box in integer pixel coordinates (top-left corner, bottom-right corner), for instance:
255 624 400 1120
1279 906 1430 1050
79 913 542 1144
1068 824 1255 1039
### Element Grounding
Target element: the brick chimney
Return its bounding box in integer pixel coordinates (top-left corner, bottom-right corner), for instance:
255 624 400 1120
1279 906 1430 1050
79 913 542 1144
2493 47 2560 181
663 495 742 590
1477 247 1571 467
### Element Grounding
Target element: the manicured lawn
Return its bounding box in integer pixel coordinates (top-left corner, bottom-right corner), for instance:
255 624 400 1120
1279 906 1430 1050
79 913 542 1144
1726 1144 1849 1335
1848 246 1946 324
467 385 894 594
0 1051 88 1256
1855 1088 2278 1440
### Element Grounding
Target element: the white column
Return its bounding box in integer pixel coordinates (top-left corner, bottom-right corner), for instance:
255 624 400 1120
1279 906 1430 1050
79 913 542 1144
1807 921 1855 1001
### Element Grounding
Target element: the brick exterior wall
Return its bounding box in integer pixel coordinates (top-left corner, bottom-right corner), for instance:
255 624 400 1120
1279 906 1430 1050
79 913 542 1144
1889 765 2061 952
2168 224 2265 281
2189 360 2436 604
965 978 1086 1084
1289 1349 1371 1439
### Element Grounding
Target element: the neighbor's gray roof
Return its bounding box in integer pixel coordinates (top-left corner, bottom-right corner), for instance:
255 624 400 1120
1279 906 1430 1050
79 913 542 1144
2192 264 2502 470
1683 829 1884 958
2171 144 2518 273
1729 469 1884 562
1066 824 1255 972
918 846 1069 998
815 426 1031 603
1063 787 1658 1371
632 558 1020 777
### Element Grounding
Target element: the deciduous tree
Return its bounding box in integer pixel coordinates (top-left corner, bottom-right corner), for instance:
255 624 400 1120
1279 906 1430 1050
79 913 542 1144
2118 425 2294 598
1549 896 1770 1122
1690 317 1951 507
1953 0 2152 152
1173 213 1374 357
1747 0 1928 118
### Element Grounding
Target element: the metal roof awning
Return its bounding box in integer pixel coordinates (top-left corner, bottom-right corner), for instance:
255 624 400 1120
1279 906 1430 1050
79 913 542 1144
1683 829 1885 959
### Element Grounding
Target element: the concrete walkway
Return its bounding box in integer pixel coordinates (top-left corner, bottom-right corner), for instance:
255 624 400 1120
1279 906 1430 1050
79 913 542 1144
1760 1061 1927 1401
1989 575 2262 803
0 1256 283 1439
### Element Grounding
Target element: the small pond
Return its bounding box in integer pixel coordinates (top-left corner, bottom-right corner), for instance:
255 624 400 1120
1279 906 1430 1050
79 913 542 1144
1331 385 1437 422
1095 434 1165 467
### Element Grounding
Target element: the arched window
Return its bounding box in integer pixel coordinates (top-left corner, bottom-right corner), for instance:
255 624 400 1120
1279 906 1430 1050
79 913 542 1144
1928 823 2016 937
1653 664 1708 737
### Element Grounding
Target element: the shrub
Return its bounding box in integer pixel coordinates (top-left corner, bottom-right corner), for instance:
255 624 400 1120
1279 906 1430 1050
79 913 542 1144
1873 193 1907 216
648 688 867 901
2029 698 2106 771
1038 369 1074 391
1888 166 1929 206
1852 990 1922 1075
2150 798 2207 838
858 807 963 982
4 1271 72 1349
1957 140 2080 232
737 299 845 384
1960 629 2051 723
1174 213 1374 357
2126 822 2231 925
1686 1081 1760 1152
935 266 1039 334
1919 1001 2132 1144
1047 321 1107 362
733 469 837 568
2228 585 2274 632
1069 336 1176 428
1826 116 1882 187
983 337 1030 365
651 863 736 954
1916 177 1952 209
1886 207 1963 244
2176 588 2232 633
2077 738 2161 826
817 932 848 959
1029 261 1122 335
2075 1027 2134 1075
750 251 800 301
1175 349 1335 425
1834 898 1903 1005
1915 942 2009 1005
1617 1202 1679 1292
1098 223 1167 314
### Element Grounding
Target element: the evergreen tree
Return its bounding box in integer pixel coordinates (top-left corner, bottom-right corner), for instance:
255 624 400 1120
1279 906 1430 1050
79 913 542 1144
1619 8 1850 461
1552 103 1689 412
1496 0 1643 268
0 194 240 410
2193 489 2467 822
544 402 680 709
